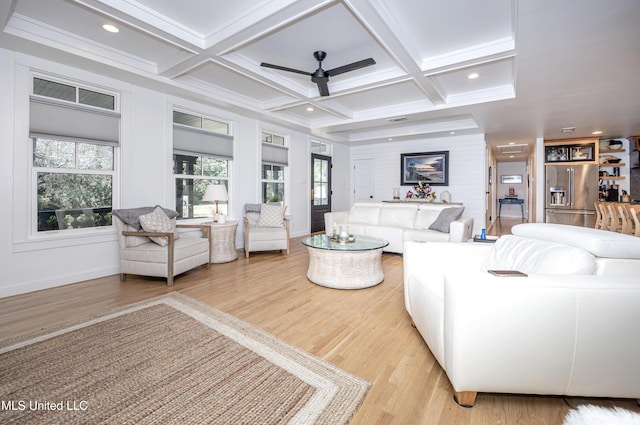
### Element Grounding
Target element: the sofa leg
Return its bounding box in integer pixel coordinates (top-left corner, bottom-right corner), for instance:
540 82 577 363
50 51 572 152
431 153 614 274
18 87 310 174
410 321 416 329
453 391 477 408
167 276 174 287
120 273 126 282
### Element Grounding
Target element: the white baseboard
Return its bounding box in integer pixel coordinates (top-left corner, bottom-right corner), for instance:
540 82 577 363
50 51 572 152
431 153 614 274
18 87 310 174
0 266 119 298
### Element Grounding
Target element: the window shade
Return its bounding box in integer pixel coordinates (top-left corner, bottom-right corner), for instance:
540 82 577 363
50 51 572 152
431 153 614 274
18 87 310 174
173 124 233 159
262 143 289 166
29 96 120 145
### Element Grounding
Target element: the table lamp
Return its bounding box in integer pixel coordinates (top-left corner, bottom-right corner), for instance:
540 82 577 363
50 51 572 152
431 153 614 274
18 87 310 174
203 184 228 221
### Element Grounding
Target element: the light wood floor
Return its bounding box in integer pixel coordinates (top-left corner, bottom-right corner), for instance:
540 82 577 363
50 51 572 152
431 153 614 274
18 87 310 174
1 235 638 425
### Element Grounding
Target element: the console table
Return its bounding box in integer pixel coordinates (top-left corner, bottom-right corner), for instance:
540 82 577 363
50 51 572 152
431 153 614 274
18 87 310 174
498 198 524 218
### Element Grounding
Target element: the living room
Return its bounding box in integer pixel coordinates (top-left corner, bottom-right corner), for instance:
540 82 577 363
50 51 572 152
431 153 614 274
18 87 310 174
1 0 640 424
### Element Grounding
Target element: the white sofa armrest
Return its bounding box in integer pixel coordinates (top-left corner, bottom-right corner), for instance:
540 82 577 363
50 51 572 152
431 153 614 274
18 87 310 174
443 272 640 399
403 241 493 316
324 210 349 234
448 216 474 242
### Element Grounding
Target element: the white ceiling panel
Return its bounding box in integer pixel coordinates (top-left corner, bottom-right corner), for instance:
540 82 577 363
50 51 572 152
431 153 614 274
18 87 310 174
12 0 195 70
429 57 515 100
326 80 433 111
186 61 295 104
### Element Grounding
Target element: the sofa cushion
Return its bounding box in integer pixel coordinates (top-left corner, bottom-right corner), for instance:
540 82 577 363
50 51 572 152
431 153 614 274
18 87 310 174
123 223 150 247
120 238 208 263
349 206 380 224
257 204 285 227
428 207 465 233
139 206 174 247
379 207 417 228
512 223 640 259
484 235 597 275
414 209 442 229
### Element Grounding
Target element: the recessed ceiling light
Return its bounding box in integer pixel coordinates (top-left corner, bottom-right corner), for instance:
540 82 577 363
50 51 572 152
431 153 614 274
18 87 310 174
467 72 479 80
592 130 603 135
306 106 314 112
388 138 393 141
102 23 120 33
450 131 455 135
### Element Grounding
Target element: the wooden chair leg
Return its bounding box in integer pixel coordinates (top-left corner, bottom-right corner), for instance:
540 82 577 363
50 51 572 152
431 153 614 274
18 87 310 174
454 391 478 408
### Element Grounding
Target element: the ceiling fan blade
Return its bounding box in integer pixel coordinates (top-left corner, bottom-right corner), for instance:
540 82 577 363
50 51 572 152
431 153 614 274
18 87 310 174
317 81 330 97
260 62 312 76
326 58 376 76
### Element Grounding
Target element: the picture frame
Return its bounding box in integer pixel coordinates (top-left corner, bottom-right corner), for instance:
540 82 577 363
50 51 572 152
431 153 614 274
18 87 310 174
500 174 523 184
400 151 449 186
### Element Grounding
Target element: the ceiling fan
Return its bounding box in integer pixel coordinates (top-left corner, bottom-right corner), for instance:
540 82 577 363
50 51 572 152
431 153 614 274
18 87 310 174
260 51 375 97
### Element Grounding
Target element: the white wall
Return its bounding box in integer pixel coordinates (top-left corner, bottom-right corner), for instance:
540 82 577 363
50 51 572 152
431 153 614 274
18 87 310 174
330 142 351 212
349 135 487 235
0 49 313 297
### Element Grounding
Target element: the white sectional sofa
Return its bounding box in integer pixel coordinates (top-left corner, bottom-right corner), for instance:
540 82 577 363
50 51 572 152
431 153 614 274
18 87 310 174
403 223 640 407
324 202 474 253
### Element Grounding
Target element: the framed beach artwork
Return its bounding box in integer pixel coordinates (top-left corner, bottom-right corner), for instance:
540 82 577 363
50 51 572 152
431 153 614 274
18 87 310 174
400 151 449 186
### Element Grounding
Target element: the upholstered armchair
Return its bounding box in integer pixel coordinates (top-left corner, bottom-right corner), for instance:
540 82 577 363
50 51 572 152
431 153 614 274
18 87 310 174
243 203 290 258
113 206 210 286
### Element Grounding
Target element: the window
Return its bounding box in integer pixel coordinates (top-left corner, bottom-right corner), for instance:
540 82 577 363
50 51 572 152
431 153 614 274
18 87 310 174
261 131 289 205
30 75 120 233
173 110 232 219
33 138 114 231
262 164 284 204
311 140 332 155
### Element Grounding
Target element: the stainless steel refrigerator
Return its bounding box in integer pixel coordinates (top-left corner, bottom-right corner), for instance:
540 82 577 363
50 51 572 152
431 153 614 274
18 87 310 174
545 163 598 228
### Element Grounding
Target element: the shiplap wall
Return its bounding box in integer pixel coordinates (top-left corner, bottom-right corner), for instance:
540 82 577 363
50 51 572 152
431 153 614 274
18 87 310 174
349 135 487 235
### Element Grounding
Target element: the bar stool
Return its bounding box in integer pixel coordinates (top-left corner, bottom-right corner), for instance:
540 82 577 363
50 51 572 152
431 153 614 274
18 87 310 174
618 204 633 235
596 202 612 231
594 202 604 230
606 203 621 233
630 206 640 237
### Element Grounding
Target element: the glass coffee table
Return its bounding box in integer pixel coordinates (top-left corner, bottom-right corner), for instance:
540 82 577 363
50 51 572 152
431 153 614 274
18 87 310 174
301 234 389 289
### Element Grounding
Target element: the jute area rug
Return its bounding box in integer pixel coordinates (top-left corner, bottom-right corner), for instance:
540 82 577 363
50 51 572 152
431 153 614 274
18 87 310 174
0 293 369 424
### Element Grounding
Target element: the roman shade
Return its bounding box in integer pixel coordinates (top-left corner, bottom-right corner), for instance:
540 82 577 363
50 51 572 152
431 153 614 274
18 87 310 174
173 124 233 159
29 96 120 145
262 142 288 166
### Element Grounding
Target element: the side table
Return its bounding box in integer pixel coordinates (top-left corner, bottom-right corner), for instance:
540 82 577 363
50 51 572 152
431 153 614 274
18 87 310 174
208 220 238 263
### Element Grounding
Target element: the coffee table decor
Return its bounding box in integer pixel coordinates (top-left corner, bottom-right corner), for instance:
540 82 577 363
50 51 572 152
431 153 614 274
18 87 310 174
302 234 389 289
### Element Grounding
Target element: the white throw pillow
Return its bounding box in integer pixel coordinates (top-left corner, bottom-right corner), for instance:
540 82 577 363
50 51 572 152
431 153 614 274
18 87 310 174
484 235 596 275
139 206 173 246
257 204 285 227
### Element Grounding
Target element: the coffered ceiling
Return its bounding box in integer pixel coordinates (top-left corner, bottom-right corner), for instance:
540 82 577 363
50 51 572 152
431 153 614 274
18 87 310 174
2 0 639 161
